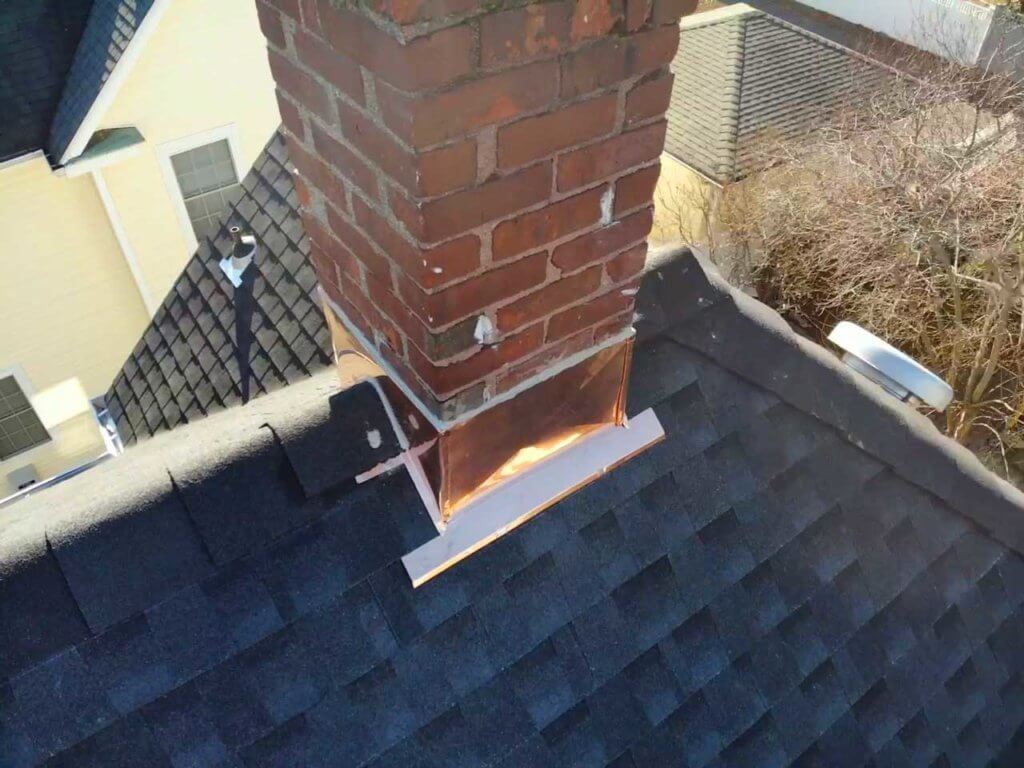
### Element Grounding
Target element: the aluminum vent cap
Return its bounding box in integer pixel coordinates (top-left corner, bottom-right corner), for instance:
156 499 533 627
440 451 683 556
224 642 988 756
828 321 954 411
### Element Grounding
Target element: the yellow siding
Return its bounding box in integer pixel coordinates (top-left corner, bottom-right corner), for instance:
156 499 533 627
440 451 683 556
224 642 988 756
0 157 150 396
651 154 721 246
101 0 280 301
0 156 148 493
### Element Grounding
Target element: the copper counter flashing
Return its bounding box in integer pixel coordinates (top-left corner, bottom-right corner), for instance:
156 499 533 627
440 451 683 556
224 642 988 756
320 294 665 586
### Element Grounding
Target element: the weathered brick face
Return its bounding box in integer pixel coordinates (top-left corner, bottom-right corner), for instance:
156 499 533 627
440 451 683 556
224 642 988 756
258 0 696 419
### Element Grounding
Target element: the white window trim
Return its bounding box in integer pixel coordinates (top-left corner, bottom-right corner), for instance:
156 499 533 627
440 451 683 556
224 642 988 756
0 365 52 463
156 124 244 254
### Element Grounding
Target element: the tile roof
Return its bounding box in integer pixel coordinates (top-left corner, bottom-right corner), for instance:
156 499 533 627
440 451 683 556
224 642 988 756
48 0 158 163
0 0 94 163
5 249 1024 766
103 130 333 445
666 5 892 182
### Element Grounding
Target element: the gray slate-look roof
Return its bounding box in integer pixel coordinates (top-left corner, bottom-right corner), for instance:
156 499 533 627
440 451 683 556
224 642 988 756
103 130 333 445
0 0 94 163
666 6 892 182
48 0 157 163
5 249 1024 766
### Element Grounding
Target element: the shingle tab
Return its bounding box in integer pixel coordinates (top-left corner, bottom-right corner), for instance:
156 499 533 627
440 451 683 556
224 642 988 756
104 130 333 444
4 251 1024 766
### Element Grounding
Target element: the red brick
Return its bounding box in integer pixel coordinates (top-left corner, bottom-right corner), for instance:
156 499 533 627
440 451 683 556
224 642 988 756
497 326 596 393
497 266 602 331
653 0 699 24
406 324 544 396
336 272 407 355
606 241 647 282
256 1 286 49
311 124 379 200
571 0 624 42
292 172 312 210
560 26 678 99
492 187 605 261
614 164 660 215
497 95 617 170
326 204 393 283
398 252 548 328
594 310 634 343
276 90 305 143
265 0 300 20
268 50 333 124
321 3 475 92
557 121 666 192
546 284 636 341
299 0 322 34
377 60 559 149
286 137 348 211
368 0 478 24
309 241 340 287
417 142 478 198
352 196 479 289
560 38 628 100
394 162 552 243
480 2 573 68
625 73 673 127
304 214 362 284
335 99 476 198
626 0 653 31
631 25 680 72
552 207 652 272
364 269 421 332
294 27 365 105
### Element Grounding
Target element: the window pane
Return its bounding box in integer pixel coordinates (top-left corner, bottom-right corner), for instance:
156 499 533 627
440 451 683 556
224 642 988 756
0 376 50 459
171 139 238 198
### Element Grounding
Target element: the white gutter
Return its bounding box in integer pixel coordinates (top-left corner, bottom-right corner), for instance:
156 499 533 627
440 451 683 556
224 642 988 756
91 169 157 316
58 0 172 166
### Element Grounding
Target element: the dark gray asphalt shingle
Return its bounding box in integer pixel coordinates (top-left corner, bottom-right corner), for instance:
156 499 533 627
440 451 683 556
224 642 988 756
0 0 94 162
48 0 157 163
104 130 333 445
4 252 1024 766
666 6 892 182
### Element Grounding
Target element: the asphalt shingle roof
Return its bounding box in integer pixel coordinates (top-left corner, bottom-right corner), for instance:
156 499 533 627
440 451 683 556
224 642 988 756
666 6 892 182
5 249 1024 766
48 0 158 163
0 0 94 163
103 130 333 445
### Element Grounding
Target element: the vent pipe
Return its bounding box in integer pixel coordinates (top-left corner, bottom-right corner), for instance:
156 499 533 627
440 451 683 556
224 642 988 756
828 321 954 411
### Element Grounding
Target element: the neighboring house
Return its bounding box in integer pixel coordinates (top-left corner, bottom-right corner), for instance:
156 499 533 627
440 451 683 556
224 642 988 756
7 249 1024 765
104 131 333 445
0 0 280 497
652 5 893 248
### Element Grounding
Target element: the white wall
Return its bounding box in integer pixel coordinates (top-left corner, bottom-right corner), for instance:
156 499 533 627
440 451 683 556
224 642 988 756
797 0 994 64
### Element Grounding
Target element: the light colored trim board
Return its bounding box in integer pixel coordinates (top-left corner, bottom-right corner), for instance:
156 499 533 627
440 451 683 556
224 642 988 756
402 408 666 587
0 150 45 173
155 123 244 254
91 170 158 316
58 0 173 165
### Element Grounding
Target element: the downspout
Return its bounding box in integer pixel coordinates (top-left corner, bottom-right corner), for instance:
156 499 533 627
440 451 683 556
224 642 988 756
91 169 157 316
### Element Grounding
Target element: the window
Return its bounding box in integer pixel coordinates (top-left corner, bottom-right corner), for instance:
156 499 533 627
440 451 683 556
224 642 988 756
169 139 241 242
0 376 49 460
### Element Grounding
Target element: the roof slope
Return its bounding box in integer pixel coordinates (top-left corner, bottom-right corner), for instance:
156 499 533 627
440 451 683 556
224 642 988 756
48 0 157 163
103 130 333 445
5 253 1024 766
666 6 891 182
0 0 94 163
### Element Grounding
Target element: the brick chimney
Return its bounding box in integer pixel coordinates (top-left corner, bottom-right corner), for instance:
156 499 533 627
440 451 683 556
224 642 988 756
259 0 693 518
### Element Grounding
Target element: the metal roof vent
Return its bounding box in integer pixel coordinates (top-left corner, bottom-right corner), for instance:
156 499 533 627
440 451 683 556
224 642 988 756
828 321 954 411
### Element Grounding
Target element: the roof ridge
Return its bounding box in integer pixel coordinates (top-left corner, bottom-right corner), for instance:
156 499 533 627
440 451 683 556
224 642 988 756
645 248 1024 558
